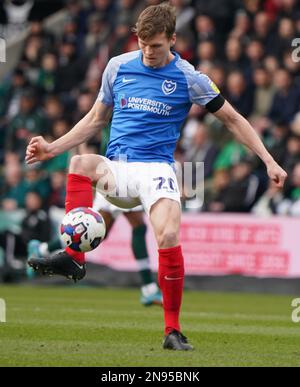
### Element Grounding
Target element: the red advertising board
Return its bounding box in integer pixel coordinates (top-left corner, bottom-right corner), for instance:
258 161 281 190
87 214 300 278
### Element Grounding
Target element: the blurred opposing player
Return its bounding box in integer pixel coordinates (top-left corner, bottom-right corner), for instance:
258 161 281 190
26 3 287 350
28 194 162 306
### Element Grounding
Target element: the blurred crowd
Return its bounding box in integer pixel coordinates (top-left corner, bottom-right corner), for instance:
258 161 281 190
1 0 300 236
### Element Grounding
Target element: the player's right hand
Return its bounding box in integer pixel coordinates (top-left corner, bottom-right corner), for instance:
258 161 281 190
25 136 53 164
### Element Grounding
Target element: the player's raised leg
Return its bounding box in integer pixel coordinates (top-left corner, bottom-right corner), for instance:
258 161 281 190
28 154 115 281
150 198 193 350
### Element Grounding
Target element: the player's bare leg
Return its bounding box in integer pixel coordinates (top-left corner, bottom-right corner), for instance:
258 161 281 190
28 155 116 281
150 198 193 350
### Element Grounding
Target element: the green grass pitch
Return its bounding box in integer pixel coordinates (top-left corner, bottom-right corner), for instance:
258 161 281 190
0 285 300 366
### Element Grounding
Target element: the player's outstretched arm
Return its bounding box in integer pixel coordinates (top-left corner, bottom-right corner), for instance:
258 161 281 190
25 101 112 164
213 100 287 188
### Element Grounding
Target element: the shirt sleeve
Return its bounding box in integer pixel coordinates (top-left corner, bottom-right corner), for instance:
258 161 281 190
176 59 221 107
97 59 116 106
188 71 221 106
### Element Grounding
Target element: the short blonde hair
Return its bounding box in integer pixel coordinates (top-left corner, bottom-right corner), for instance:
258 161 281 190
133 2 176 40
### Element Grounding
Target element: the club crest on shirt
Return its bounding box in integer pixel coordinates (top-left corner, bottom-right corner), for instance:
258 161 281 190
162 80 177 95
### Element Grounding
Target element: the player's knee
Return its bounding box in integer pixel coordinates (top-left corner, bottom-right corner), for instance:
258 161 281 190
69 155 91 177
69 155 83 174
158 230 178 248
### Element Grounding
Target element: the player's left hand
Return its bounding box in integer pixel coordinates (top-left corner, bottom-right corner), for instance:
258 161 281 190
266 160 288 188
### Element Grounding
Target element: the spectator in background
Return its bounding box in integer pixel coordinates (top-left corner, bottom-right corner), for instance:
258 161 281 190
83 66 101 96
22 165 51 206
21 191 52 246
88 0 116 28
194 14 218 46
73 90 96 122
276 0 299 19
173 34 195 63
0 188 50 272
268 68 300 124
252 179 284 216
229 10 251 45
19 35 43 83
252 66 276 118
0 162 50 209
272 17 296 58
143 0 162 6
35 52 59 94
225 70 254 117
117 0 141 28
180 104 206 151
204 168 231 212
109 14 134 57
62 15 82 54
0 0 33 26
282 134 300 178
5 88 49 158
243 0 261 19
295 13 300 35
283 49 300 83
170 0 195 36
195 0 241 37
249 66 276 133
51 118 71 140
56 34 87 96
252 11 274 53
65 0 89 38
207 157 260 213
0 69 29 157
244 39 265 82
209 65 226 92
267 121 290 165
43 95 64 124
224 37 248 73
48 171 66 208
27 19 55 50
263 55 280 77
213 139 246 171
1 162 24 210
0 189 51 272
0 68 29 118
291 112 300 137
84 13 109 56
197 61 214 78
196 40 216 67
183 120 219 180
277 162 300 216
41 119 71 174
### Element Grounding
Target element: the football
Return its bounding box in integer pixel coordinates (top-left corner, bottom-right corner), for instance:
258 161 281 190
60 207 106 252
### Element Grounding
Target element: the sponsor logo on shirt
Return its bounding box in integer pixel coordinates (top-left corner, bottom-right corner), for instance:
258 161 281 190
118 94 172 116
122 77 136 83
118 94 128 108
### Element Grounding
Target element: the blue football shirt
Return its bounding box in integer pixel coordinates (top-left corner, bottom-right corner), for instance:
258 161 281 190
97 50 220 163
